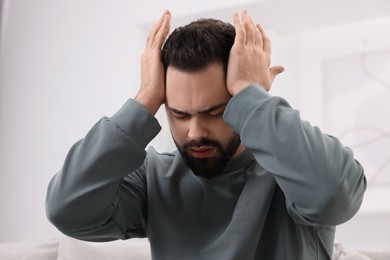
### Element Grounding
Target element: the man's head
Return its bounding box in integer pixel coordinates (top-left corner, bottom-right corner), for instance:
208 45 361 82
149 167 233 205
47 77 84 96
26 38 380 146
162 19 245 179
161 18 235 73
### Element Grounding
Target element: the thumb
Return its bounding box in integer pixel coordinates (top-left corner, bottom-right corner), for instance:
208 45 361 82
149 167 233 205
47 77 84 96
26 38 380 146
270 66 285 80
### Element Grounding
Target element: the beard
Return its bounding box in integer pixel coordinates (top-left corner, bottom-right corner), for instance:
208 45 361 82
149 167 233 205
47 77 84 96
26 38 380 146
174 132 241 179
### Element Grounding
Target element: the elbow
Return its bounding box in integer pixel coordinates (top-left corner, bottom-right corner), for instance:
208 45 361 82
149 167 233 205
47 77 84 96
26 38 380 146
334 161 367 224
317 155 367 225
291 166 367 227
45 193 71 234
45 181 81 236
319 168 367 226
45 197 95 239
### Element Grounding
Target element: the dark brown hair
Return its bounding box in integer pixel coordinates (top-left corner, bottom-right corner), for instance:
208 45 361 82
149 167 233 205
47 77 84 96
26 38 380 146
161 18 235 73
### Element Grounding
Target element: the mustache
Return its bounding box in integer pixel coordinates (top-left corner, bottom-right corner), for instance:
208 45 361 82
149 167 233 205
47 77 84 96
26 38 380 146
182 138 222 150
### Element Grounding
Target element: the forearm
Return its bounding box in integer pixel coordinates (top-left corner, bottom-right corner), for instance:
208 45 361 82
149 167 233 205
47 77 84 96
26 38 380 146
46 99 161 240
224 85 366 226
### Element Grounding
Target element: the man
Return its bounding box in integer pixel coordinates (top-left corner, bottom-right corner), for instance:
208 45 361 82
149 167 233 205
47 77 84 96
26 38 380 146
46 10 366 259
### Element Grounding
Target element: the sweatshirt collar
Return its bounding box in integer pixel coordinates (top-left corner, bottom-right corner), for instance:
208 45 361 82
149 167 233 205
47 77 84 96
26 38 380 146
222 148 255 174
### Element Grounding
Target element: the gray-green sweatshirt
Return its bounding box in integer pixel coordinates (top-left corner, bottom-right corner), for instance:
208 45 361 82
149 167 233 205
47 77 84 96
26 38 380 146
46 85 366 260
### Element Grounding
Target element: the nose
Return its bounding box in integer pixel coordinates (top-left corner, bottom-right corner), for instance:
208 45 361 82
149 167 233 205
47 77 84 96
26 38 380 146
187 116 208 141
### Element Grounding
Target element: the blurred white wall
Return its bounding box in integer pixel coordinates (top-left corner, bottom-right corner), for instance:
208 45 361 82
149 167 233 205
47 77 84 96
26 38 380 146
0 0 150 242
1 0 389 250
280 18 390 251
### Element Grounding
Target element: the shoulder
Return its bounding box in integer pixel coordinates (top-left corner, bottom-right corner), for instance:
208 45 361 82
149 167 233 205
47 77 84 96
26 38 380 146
143 147 183 173
146 146 177 162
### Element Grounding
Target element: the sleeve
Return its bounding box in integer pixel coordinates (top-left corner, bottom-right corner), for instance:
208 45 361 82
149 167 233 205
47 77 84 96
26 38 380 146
223 85 366 227
45 99 161 241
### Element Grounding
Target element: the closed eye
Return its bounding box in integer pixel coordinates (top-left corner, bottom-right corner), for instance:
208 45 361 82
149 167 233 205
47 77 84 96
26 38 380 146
173 112 190 119
201 105 226 117
169 109 190 120
167 103 227 119
204 110 224 117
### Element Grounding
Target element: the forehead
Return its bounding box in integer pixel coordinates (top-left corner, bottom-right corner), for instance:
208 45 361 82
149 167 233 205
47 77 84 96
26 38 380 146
165 63 231 111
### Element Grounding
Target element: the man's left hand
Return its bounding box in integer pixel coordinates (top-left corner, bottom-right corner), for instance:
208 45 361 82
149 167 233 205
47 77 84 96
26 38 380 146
227 10 284 95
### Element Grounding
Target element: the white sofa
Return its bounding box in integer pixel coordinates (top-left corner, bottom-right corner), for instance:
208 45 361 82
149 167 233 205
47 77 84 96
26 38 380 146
1 236 389 260
0 236 151 260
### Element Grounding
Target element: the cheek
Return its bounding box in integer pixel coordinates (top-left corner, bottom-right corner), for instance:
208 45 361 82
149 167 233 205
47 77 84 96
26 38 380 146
215 126 235 142
209 117 230 133
209 117 238 140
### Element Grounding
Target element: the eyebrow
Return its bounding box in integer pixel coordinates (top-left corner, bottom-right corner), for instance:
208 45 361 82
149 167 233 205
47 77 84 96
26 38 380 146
167 103 227 116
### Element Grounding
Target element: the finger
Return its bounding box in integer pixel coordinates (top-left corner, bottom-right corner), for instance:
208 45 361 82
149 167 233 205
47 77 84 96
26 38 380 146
255 24 264 49
233 12 245 45
146 10 171 48
152 12 171 48
254 22 262 47
257 23 271 54
242 11 255 45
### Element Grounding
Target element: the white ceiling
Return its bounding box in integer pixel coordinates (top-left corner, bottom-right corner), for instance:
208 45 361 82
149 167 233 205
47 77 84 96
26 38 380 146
136 0 390 34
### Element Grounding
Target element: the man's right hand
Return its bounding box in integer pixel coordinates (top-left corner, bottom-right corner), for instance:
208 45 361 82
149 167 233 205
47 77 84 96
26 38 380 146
135 10 171 115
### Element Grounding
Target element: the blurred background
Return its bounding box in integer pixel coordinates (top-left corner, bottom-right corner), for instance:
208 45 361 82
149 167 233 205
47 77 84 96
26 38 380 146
1 0 389 250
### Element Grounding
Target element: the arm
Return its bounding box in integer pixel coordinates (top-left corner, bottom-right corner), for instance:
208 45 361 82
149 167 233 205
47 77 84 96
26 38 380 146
225 11 366 226
46 99 161 241
46 11 171 241
224 86 366 226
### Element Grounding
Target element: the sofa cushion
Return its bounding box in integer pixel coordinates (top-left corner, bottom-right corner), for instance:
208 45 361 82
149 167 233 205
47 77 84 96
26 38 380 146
56 235 151 260
0 239 59 260
332 242 390 260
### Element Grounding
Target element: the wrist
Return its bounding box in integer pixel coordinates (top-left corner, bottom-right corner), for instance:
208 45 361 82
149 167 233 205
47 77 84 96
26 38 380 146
229 81 254 96
135 91 163 115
